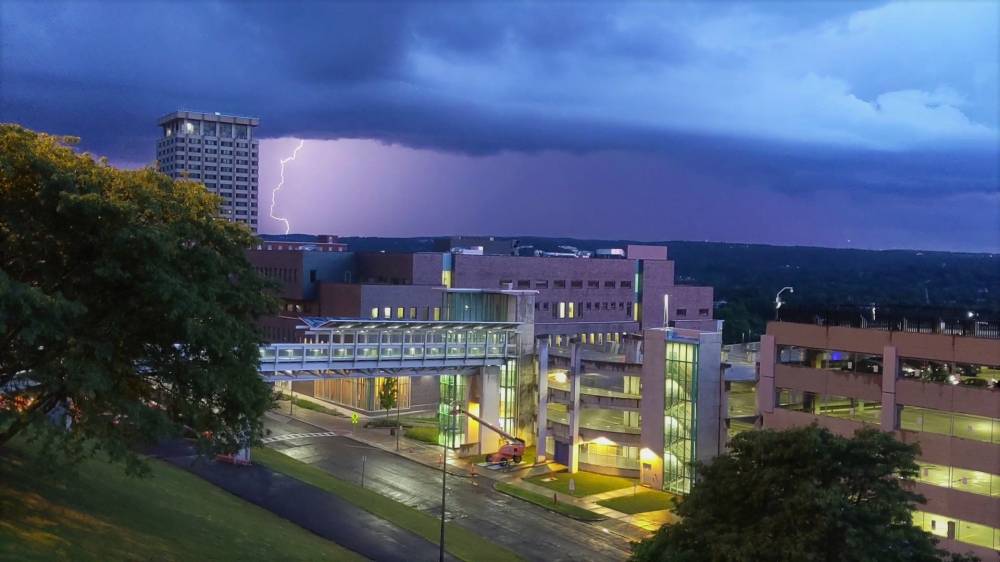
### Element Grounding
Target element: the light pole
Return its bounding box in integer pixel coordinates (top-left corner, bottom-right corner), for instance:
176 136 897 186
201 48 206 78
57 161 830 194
775 287 794 321
439 403 454 562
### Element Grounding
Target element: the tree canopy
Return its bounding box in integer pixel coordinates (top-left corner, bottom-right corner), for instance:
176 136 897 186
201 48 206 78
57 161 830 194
378 377 398 418
631 426 979 562
0 124 276 473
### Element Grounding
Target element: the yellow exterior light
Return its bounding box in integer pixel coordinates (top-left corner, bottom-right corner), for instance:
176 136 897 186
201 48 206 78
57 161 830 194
590 436 616 446
552 370 568 384
640 447 659 462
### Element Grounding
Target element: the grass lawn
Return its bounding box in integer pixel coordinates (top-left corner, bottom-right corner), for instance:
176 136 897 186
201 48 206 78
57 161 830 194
494 482 605 521
404 426 438 444
0 442 365 562
397 413 438 426
252 447 522 562
277 393 345 417
596 490 677 514
526 471 636 497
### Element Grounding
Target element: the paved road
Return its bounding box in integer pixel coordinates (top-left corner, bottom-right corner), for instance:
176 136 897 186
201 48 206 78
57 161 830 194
262 415 632 562
155 442 453 562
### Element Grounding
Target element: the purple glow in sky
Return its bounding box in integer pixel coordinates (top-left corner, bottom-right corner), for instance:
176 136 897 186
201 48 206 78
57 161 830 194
260 137 999 252
3 1 998 252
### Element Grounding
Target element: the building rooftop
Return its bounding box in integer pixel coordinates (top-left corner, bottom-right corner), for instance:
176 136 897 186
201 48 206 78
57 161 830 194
776 305 999 339
157 110 260 126
296 316 521 331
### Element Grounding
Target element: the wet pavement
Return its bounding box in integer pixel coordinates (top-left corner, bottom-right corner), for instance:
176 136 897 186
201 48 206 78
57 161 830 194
262 414 633 562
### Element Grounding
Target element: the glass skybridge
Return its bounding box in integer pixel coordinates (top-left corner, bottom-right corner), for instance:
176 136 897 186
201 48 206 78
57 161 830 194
259 317 521 381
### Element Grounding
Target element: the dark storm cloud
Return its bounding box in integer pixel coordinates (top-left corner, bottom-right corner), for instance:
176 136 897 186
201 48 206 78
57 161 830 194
1 0 996 199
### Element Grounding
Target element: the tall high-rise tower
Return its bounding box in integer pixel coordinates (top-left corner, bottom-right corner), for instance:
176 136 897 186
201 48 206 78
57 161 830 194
156 111 260 232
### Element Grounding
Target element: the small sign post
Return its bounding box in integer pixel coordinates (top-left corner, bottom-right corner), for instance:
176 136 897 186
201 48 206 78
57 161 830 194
351 412 360 434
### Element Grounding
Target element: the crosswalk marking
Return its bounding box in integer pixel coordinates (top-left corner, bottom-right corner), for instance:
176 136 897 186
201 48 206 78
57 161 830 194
261 431 337 444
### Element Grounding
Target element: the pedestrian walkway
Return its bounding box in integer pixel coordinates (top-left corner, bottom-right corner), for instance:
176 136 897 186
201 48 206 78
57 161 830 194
152 440 456 562
261 431 337 444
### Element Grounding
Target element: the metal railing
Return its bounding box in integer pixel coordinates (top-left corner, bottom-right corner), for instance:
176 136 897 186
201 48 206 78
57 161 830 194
777 306 1000 340
259 341 517 372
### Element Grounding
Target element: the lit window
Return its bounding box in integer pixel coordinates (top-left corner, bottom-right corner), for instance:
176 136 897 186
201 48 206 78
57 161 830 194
568 302 575 318
433 307 441 321
558 302 566 319
371 307 379 319
396 307 404 319
383 307 391 319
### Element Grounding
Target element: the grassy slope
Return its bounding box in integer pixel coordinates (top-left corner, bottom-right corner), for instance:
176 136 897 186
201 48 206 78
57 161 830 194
252 447 523 562
0 443 365 562
596 490 677 514
494 482 605 521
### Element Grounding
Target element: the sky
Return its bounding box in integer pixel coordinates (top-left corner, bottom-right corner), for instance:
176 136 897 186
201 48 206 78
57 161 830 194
2 1 998 252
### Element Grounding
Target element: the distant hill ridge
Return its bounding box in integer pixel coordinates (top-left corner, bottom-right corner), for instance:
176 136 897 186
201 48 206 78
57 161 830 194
316 236 997 310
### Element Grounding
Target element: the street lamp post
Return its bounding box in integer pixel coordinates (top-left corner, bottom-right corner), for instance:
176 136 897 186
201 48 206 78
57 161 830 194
775 287 794 321
439 403 454 562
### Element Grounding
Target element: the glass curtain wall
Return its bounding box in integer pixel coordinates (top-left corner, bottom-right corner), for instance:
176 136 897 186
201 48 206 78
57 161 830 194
499 359 518 437
314 377 412 412
438 375 467 448
664 341 698 494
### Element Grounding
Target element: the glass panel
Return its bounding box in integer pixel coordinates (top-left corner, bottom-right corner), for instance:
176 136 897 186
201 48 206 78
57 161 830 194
664 341 697 494
438 375 467 449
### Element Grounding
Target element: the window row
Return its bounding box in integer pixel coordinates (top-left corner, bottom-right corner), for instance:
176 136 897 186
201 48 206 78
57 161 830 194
675 307 711 318
500 279 632 289
537 300 634 319
255 266 298 283
370 306 442 321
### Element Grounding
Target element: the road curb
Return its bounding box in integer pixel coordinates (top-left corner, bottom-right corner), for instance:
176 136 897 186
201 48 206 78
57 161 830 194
492 481 610 523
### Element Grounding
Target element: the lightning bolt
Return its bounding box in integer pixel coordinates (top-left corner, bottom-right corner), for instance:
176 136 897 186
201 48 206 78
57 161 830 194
268 139 305 235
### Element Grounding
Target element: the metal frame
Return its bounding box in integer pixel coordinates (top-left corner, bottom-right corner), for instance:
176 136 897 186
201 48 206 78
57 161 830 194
259 317 521 379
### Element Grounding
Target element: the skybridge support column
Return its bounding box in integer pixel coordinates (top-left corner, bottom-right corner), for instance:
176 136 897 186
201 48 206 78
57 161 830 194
567 338 582 474
536 337 549 463
478 366 502 454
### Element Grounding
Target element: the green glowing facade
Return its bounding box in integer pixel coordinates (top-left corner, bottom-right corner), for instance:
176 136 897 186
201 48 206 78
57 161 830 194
664 341 699 494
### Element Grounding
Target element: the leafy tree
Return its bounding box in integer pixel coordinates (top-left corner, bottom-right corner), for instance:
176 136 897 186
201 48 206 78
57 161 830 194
631 426 979 562
0 125 277 473
378 377 398 420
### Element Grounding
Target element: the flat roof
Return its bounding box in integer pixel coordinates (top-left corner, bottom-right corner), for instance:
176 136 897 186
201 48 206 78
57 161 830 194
297 316 521 331
157 110 260 126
